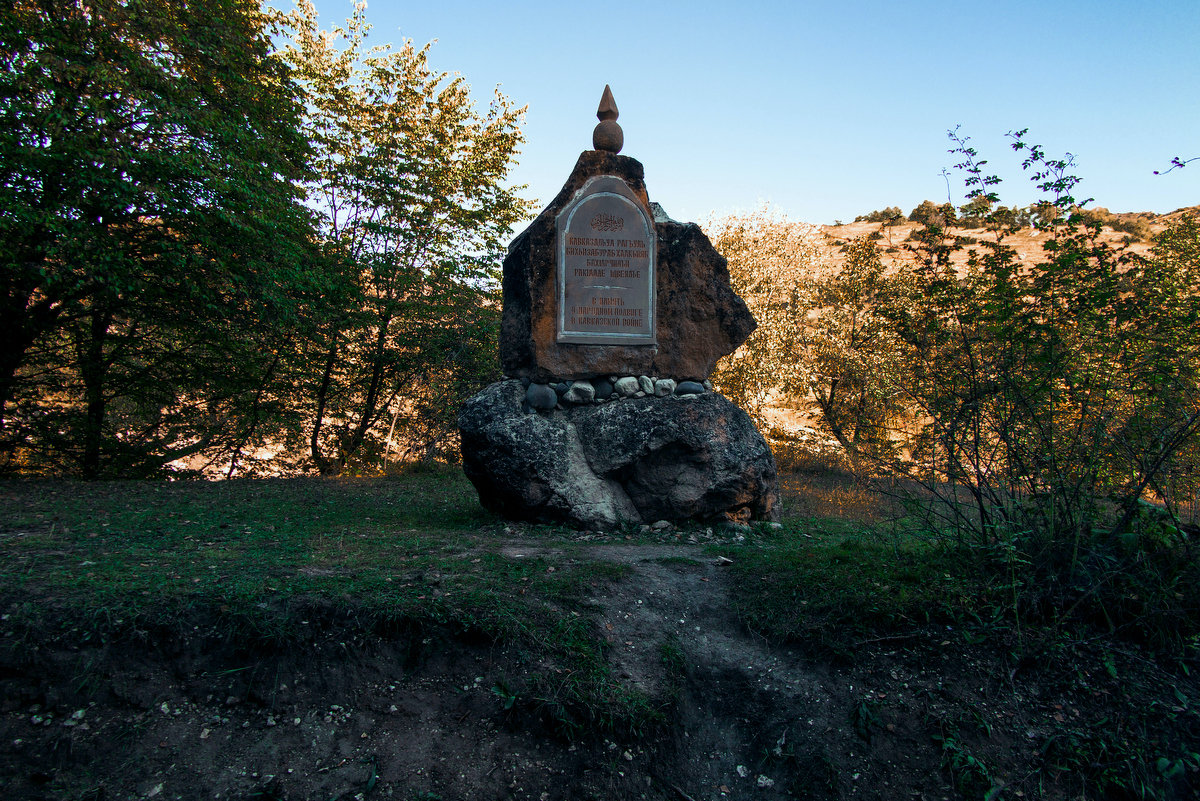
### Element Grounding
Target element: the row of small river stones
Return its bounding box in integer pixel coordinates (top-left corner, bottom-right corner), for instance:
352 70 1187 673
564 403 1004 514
521 375 713 411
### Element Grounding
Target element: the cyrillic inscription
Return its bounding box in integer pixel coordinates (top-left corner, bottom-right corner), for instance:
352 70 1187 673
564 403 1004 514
556 176 655 344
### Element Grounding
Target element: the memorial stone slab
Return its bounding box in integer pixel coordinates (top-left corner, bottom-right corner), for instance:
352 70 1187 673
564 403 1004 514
499 88 755 383
463 86 778 529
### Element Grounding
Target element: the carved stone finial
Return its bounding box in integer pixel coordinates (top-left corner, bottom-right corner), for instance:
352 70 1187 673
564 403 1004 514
592 84 623 154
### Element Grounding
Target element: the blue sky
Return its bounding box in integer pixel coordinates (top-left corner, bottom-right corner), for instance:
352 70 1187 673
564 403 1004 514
309 0 1198 225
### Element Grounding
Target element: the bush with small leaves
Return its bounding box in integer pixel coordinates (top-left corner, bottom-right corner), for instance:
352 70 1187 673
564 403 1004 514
877 127 1200 644
855 206 905 224
908 200 957 229
1079 206 1155 241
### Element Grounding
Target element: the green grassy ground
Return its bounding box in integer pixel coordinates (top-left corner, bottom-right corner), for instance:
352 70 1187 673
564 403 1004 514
2 469 1198 799
0 472 659 736
2 468 1194 664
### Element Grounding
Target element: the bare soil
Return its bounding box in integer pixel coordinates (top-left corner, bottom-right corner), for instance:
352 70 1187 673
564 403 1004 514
4 535 1196 800
820 217 1158 275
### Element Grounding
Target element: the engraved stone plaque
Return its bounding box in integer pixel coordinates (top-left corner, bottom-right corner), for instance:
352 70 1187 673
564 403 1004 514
556 175 656 345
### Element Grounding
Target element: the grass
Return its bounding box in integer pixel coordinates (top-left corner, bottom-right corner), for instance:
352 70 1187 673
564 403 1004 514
749 469 1200 799
3 467 1199 798
4 472 519 614
4 466 1190 656
723 470 999 652
0 470 666 737
718 521 987 653
3 474 496 634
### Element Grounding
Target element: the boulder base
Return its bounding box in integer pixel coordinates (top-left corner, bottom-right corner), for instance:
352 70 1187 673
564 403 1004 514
459 380 779 529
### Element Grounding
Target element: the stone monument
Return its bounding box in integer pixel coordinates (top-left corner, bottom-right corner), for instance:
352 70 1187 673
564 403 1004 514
458 86 779 529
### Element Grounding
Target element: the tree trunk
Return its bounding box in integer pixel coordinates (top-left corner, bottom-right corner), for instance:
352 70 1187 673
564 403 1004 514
310 334 339 475
78 303 115 479
338 313 392 467
0 252 65 444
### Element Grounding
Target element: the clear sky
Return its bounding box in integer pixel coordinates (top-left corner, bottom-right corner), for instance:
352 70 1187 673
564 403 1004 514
309 0 1198 225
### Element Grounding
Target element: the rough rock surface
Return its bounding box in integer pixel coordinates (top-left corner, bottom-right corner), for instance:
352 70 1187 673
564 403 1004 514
459 380 779 529
500 151 756 382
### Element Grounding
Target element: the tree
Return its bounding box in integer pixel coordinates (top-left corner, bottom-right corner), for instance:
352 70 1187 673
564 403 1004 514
957 195 993 229
705 206 826 431
908 199 957 229
281 1 530 474
796 238 908 467
855 206 904 225
1112 213 1200 525
1031 200 1061 227
707 209 908 471
0 0 319 476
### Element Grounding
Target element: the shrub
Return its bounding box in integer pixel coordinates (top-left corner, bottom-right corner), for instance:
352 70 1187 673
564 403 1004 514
909 200 958 228
877 130 1200 644
704 206 826 430
855 206 905 224
1079 206 1155 241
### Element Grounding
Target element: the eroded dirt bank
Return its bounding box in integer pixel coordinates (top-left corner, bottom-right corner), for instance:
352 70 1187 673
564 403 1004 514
3 544 1195 800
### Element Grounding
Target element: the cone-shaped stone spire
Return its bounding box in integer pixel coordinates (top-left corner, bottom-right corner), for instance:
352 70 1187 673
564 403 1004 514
592 84 623 153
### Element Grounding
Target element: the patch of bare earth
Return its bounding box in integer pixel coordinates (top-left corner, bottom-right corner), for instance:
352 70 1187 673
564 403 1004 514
3 539 1195 800
818 211 1200 278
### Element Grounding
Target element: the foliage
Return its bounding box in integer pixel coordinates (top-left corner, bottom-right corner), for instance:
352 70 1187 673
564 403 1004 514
791 238 910 467
854 205 904 224
0 0 320 477
715 129 1200 646
908 199 958 228
705 205 826 430
1031 200 1063 227
1128 214 1200 523
0 0 531 478
708 212 907 470
1078 205 1155 241
956 195 994 229
280 1 531 474
1154 155 1199 175
877 129 1200 636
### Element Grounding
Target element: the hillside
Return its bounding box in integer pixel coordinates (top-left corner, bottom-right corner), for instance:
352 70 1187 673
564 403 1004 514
818 209 1190 274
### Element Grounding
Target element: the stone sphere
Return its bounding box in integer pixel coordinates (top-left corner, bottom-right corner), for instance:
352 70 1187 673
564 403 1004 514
592 120 623 153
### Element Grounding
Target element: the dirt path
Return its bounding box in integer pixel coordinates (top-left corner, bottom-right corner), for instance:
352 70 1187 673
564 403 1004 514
1 542 891 800
6 540 1180 800
580 544 845 797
